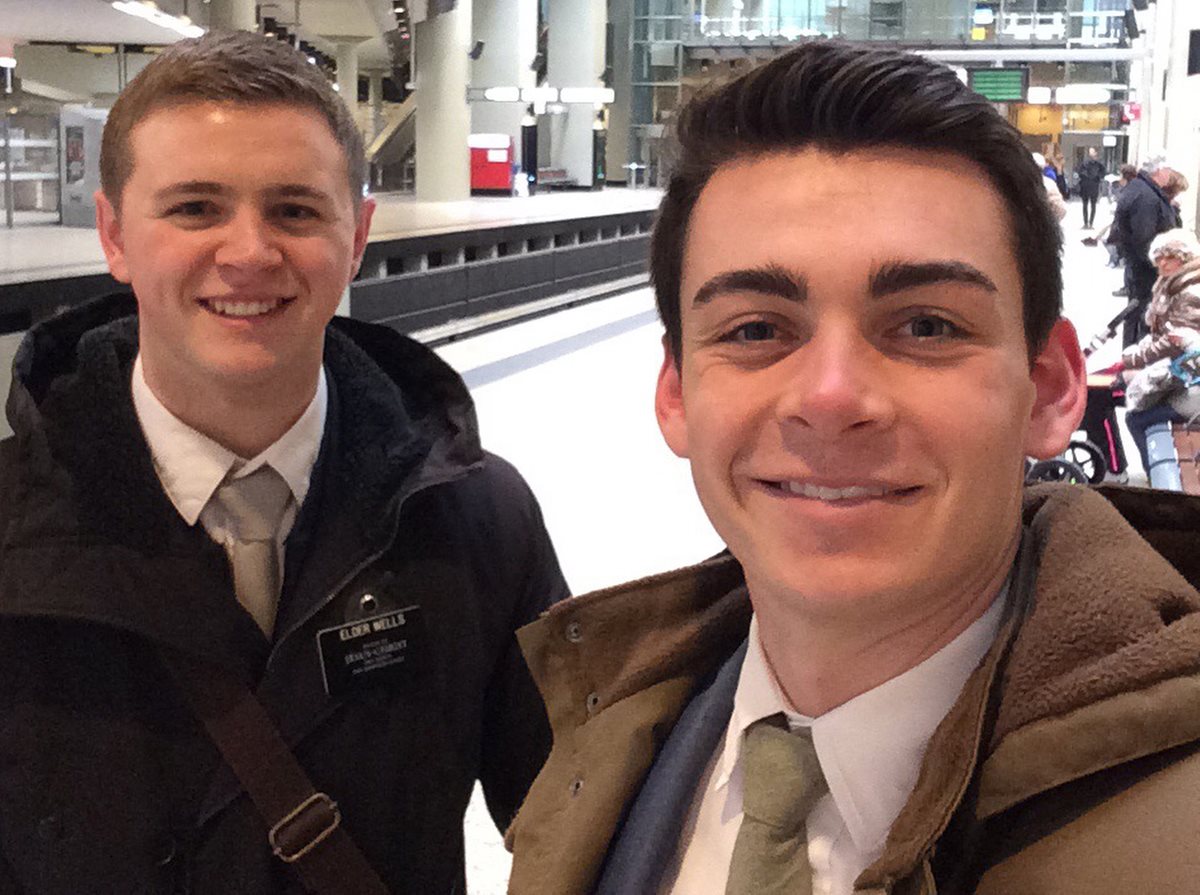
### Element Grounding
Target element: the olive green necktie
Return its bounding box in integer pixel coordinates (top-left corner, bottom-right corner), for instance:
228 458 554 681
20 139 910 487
214 465 292 637
726 714 828 895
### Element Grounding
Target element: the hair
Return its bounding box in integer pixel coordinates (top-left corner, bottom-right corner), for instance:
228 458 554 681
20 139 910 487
1163 169 1190 200
1149 228 1200 265
650 41 1063 363
1120 163 1138 182
100 30 365 211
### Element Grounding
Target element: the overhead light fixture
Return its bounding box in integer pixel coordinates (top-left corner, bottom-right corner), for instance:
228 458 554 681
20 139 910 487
1026 85 1052 104
520 86 559 104
1055 84 1112 104
111 1 205 38
0 57 15 70
559 87 615 104
482 86 520 102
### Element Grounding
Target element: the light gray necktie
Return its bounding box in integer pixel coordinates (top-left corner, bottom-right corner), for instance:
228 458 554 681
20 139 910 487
726 714 828 895
214 465 292 637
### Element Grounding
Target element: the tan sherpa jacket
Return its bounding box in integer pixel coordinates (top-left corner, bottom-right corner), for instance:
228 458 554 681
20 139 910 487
506 484 1200 894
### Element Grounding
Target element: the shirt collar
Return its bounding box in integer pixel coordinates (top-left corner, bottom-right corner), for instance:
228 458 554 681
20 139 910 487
719 583 1009 858
131 356 327 525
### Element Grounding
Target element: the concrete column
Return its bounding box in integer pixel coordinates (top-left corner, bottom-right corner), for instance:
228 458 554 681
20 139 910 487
415 5 473 201
1134 2 1172 165
368 71 385 140
207 0 256 32
547 0 606 186
1161 0 1199 231
471 0 538 152
336 42 360 110
607 0 632 182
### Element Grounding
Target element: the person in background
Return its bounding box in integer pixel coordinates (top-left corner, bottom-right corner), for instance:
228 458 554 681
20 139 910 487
1077 147 1106 229
1034 151 1068 221
1121 229 1200 473
1113 156 1187 346
0 30 568 894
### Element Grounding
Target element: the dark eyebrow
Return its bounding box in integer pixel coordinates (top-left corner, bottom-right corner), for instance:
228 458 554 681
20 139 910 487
691 264 807 307
869 260 998 298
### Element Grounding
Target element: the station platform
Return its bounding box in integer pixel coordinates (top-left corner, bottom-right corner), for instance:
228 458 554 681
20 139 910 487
0 187 663 287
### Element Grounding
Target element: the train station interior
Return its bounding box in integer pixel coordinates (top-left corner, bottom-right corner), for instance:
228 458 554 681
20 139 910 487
1 1 1199 891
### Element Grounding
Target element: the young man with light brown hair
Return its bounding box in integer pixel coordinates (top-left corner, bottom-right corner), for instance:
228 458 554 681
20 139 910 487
0 30 566 894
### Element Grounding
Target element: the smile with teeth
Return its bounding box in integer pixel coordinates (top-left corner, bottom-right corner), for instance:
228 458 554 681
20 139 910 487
772 481 917 502
202 297 293 318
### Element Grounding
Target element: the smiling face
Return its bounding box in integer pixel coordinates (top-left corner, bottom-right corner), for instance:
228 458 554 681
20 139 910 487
96 101 373 404
656 147 1083 624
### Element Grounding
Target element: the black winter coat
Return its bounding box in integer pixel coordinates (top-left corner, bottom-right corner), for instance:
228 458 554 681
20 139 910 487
0 294 569 894
1113 173 1176 276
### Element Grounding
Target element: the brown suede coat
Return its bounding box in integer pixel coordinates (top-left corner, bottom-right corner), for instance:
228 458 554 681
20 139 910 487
507 484 1200 894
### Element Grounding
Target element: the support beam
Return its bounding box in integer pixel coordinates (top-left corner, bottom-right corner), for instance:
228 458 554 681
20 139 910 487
207 0 257 32
415 5 472 201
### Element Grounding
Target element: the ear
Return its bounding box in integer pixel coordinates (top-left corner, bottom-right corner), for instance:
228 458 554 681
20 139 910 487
94 190 131 284
1024 318 1088 460
349 196 376 279
654 337 689 458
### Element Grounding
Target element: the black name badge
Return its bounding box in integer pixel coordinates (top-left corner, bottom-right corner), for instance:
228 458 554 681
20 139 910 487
316 605 425 697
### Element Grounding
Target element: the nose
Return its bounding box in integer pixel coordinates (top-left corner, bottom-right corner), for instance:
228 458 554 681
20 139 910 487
775 319 896 440
214 208 283 272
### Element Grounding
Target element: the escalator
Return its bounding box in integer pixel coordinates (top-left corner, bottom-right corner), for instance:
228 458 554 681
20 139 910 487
367 93 417 192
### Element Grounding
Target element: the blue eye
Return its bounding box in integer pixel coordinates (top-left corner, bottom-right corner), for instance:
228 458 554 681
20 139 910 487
168 201 212 217
279 204 319 220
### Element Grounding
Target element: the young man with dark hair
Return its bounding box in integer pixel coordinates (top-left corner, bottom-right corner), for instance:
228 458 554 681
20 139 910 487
508 42 1200 895
0 30 567 893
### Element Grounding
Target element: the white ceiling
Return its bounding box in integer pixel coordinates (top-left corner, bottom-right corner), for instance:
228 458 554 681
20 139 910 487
0 0 397 67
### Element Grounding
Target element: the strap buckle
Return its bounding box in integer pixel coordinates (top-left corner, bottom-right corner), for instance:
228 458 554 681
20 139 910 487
268 792 341 863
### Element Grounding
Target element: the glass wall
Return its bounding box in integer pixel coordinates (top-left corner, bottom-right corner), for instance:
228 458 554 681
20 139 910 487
682 0 1127 44
622 0 1133 185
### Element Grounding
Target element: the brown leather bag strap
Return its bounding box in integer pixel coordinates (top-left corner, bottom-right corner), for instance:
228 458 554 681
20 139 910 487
163 651 390 895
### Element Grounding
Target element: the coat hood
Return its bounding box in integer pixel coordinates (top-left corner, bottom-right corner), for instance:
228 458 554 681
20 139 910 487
0 292 482 660
973 484 1200 817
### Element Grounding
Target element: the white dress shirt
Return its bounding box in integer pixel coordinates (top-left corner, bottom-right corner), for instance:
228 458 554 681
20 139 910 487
663 590 1008 895
131 356 327 612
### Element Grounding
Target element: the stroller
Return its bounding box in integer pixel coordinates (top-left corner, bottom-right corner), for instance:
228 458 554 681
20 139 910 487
1025 301 1139 486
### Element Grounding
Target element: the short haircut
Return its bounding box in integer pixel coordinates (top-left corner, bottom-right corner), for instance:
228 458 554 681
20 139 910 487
1163 169 1190 199
100 30 365 211
650 42 1062 363
1120 164 1139 182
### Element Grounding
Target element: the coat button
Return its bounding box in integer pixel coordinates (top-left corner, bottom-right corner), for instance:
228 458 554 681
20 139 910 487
359 593 379 614
569 778 584 797
585 692 601 714
565 621 583 643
